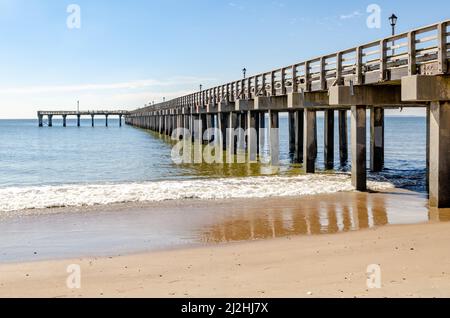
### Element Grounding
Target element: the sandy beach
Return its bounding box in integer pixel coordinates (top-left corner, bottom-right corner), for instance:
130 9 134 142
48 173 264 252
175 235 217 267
1 189 450 298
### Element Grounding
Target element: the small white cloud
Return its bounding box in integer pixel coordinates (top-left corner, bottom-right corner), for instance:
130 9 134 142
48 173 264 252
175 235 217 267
340 10 362 20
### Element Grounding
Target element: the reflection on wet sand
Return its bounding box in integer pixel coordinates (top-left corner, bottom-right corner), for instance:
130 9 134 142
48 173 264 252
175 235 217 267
199 192 427 244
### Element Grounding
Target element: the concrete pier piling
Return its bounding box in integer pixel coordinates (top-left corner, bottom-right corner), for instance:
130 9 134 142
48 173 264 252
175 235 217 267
370 107 384 172
294 110 304 164
123 19 450 208
429 101 450 208
351 106 367 191
324 110 335 170
303 109 317 173
338 110 348 165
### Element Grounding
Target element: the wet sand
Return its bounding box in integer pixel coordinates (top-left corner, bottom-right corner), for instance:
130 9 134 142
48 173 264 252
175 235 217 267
1 189 450 297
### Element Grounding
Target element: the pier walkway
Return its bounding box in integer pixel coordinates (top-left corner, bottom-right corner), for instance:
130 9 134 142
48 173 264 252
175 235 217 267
129 20 449 208
38 110 130 127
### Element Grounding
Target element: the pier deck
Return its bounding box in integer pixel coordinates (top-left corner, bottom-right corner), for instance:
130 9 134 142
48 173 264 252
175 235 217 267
128 19 450 208
38 110 130 127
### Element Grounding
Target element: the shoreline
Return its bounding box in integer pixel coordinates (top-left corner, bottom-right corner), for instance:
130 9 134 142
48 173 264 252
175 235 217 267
2 188 449 297
1 221 450 298
0 188 439 262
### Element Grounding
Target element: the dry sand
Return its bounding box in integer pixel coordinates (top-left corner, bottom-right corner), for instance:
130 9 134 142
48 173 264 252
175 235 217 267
1 190 450 298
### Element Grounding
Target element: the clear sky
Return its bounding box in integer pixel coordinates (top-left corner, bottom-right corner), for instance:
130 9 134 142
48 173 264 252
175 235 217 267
0 0 449 118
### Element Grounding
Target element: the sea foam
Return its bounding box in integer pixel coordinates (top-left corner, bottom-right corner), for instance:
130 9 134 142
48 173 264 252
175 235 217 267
0 174 395 213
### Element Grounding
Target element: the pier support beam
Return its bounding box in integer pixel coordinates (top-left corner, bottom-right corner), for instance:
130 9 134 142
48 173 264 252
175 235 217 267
339 110 348 165
119 115 122 127
294 110 304 164
77 115 81 127
429 101 450 208
227 112 239 155
324 110 335 170
218 113 229 151
105 115 109 127
91 115 95 127
247 111 258 162
288 112 296 158
62 115 67 127
303 109 317 173
38 115 43 127
48 115 53 127
370 107 385 172
351 106 367 191
269 110 279 166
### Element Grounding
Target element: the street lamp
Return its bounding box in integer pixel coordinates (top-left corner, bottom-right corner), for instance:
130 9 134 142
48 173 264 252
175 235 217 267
389 14 398 36
242 68 247 79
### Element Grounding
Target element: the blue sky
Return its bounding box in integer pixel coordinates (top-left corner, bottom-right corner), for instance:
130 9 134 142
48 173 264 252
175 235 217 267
0 0 449 118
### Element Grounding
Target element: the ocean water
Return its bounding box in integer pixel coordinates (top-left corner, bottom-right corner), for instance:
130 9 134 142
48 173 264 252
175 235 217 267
0 116 427 213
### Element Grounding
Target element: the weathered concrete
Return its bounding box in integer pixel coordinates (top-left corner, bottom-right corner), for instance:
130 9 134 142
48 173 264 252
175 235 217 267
370 107 385 172
324 110 335 170
269 110 279 166
303 109 317 173
247 111 258 163
329 85 402 107
429 101 450 208
293 110 304 164
288 112 296 157
351 106 367 191
338 110 348 165
402 75 450 102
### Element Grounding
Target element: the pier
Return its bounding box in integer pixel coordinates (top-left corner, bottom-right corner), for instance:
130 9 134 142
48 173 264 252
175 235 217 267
126 20 450 208
38 111 130 127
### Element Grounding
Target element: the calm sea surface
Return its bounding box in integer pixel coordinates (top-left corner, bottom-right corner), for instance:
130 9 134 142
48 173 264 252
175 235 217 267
0 117 427 213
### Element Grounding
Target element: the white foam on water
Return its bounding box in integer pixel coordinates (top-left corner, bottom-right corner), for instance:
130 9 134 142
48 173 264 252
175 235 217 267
0 174 395 214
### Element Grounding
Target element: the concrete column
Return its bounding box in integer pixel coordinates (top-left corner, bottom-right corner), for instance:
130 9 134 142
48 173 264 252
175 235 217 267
77 115 81 127
199 114 207 144
119 115 122 127
288 112 296 158
269 110 279 166
339 110 348 165
91 115 95 127
370 107 385 172
48 115 53 127
206 114 214 142
351 105 367 191
303 109 317 173
259 112 266 156
426 106 430 190
324 110 335 170
62 115 67 127
294 110 304 164
218 113 229 151
227 112 239 155
247 111 258 162
105 115 109 127
38 115 43 127
429 101 450 208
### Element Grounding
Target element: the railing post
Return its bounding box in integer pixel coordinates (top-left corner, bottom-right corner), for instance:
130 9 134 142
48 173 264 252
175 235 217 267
408 31 417 76
379 39 387 81
355 46 363 85
438 22 448 74
320 57 326 90
292 65 298 92
336 52 343 85
304 61 310 92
